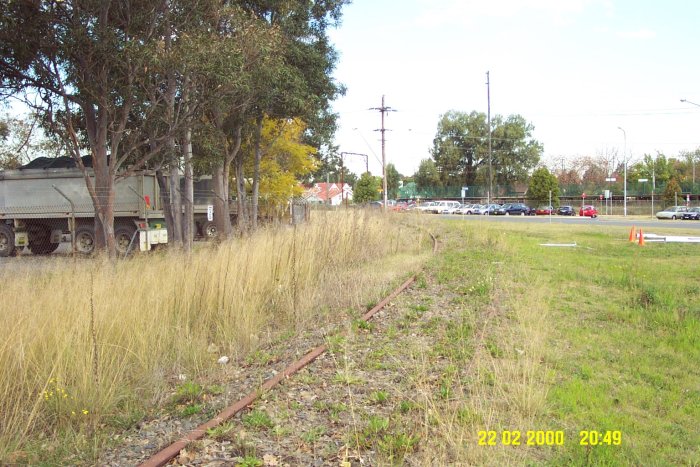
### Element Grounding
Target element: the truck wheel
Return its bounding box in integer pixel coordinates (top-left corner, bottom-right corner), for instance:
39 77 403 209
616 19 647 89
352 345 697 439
115 226 136 256
75 226 96 255
202 221 218 240
0 224 16 257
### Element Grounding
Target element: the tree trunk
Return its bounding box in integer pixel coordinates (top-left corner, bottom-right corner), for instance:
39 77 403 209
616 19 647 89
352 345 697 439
250 115 263 231
168 156 183 247
182 128 194 253
212 162 231 241
156 169 175 237
234 152 247 234
93 160 116 257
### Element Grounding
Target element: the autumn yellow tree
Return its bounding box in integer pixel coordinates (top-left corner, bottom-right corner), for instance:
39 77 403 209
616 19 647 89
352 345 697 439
239 117 317 221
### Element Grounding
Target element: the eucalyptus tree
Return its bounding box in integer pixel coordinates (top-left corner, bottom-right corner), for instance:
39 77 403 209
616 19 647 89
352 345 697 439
0 0 204 255
430 110 542 189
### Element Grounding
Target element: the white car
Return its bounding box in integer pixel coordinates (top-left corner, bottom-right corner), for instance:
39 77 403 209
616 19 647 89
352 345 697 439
415 201 437 212
656 206 688 220
431 200 461 214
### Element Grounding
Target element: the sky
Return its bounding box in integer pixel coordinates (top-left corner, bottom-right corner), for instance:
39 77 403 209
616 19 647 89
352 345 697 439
328 0 700 177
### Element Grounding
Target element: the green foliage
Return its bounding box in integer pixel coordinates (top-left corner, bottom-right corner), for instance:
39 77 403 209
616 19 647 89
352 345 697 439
414 159 441 190
385 163 402 199
354 172 380 203
528 167 560 207
429 110 542 187
663 177 683 204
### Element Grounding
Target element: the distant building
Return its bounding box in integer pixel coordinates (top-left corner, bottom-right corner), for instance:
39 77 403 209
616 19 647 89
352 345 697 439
303 182 353 206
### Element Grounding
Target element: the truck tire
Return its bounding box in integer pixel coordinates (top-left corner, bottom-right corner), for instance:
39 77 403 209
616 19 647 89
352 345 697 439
0 224 16 257
201 221 218 240
75 226 96 255
115 225 136 256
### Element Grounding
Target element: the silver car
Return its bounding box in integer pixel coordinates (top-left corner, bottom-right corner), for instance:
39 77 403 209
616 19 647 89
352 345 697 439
656 206 688 220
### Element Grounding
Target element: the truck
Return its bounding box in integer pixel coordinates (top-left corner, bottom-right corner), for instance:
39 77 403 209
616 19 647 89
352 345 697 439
0 162 168 257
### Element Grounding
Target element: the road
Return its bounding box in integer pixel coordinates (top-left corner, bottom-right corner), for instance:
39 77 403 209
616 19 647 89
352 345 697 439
440 214 700 231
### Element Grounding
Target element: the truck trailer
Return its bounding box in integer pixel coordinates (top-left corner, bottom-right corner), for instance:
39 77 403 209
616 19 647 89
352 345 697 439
0 165 168 257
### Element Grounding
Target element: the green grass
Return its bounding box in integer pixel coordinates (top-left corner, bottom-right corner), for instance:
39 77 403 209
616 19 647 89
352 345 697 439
467 222 700 465
396 220 699 466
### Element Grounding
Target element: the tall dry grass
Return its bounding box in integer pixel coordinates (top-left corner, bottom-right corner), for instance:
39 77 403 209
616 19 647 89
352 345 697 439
0 210 431 457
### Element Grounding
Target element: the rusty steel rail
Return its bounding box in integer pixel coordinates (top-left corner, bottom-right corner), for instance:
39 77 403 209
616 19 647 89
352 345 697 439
140 275 418 467
140 225 438 467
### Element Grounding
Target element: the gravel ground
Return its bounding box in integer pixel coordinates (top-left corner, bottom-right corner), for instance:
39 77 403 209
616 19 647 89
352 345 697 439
100 264 473 466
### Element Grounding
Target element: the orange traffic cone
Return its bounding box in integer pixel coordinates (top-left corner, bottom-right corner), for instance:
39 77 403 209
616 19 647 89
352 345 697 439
629 226 636 242
638 228 645 246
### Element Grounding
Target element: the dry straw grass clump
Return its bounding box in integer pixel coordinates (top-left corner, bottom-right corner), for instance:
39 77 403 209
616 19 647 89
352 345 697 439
0 210 431 457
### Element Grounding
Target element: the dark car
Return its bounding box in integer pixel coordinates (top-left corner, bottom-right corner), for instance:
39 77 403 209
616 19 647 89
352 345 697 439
557 205 575 216
681 207 700 220
499 203 533 216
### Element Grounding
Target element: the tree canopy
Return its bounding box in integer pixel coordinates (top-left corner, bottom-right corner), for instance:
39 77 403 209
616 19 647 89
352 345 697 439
528 167 560 207
0 0 348 252
429 110 542 189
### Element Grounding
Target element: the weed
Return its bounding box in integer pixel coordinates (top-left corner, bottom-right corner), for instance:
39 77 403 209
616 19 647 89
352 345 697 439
172 381 203 406
371 390 390 405
301 426 326 443
378 432 419 462
398 400 419 414
242 409 273 430
485 339 503 358
245 351 275 366
332 370 364 385
206 422 235 441
352 319 374 332
180 404 203 417
236 455 263 467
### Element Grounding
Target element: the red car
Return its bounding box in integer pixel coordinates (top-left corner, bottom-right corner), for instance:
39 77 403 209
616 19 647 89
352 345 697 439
579 205 598 218
535 205 554 215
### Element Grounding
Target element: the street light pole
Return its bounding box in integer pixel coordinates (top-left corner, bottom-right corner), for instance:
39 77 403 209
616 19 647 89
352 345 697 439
487 71 493 205
681 99 699 191
618 126 627 216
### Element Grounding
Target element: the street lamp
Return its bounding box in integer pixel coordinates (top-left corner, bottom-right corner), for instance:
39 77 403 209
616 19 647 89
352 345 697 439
617 126 627 216
680 99 699 189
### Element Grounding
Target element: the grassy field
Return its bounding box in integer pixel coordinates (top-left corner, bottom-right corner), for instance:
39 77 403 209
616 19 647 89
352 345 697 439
0 211 433 464
1 213 698 465
404 218 700 465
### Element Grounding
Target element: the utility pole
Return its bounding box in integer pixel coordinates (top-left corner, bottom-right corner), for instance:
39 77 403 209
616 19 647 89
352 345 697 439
486 71 493 206
371 95 396 211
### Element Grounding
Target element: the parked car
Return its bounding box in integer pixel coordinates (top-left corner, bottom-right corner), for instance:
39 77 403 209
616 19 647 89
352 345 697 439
681 207 700 220
557 205 576 216
481 204 501 215
454 204 474 215
431 200 461 214
498 203 533 216
579 205 598 218
415 201 437 212
470 204 487 214
535 205 554 215
656 205 688 220
391 201 409 212
442 203 464 215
